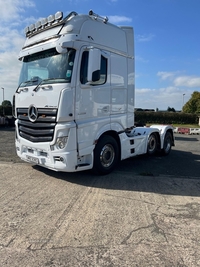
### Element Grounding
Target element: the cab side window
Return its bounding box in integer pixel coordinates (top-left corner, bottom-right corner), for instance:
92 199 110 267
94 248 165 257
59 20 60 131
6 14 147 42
80 51 89 84
80 51 107 85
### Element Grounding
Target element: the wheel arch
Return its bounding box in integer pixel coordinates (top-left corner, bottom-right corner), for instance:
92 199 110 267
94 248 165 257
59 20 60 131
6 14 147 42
95 130 121 160
155 131 162 151
150 125 175 149
167 128 175 146
148 129 174 152
160 128 175 150
92 130 121 174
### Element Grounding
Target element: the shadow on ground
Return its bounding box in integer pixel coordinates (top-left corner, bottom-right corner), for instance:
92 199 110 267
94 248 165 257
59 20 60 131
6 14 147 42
33 147 200 197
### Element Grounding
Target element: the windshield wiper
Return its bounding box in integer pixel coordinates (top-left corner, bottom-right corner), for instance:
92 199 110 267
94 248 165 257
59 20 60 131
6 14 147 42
17 77 69 93
16 77 42 93
19 77 42 87
33 78 68 92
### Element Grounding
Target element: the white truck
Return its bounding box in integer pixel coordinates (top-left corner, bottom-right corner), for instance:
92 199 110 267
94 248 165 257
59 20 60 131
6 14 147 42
13 10 174 174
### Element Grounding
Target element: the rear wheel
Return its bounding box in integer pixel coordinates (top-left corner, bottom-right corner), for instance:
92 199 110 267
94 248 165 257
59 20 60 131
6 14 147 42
162 131 172 155
93 135 119 175
147 133 158 155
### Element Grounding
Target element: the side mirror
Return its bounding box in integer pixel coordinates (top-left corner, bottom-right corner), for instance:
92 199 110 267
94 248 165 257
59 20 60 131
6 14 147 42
87 48 101 82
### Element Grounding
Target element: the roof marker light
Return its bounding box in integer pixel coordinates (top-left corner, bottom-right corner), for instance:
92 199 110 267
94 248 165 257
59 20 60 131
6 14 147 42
48 14 55 25
41 18 48 27
88 10 109 24
29 24 35 31
103 17 108 23
24 11 65 37
25 26 30 35
89 10 94 16
55 11 63 21
35 21 42 29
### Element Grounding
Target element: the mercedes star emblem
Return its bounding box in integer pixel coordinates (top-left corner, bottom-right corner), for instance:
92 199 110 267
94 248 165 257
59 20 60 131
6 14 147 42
28 105 38 122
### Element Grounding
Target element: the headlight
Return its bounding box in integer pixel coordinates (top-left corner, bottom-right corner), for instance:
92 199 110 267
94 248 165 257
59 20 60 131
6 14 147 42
55 136 68 150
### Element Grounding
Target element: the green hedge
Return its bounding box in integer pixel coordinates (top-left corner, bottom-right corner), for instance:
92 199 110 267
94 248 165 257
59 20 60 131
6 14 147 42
0 106 198 125
135 111 198 125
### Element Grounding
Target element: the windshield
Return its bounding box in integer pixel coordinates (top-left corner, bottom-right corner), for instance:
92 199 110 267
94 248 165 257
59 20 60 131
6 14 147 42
18 48 76 87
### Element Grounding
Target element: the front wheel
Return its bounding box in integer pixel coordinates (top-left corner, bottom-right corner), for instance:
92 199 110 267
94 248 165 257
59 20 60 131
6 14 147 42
93 135 119 175
162 132 172 155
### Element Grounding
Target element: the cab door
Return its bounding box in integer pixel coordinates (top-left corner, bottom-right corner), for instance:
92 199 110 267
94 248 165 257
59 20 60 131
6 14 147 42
75 47 111 154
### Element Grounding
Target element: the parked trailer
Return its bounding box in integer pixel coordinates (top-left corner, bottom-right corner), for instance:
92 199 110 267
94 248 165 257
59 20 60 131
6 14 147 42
0 117 6 126
174 127 200 135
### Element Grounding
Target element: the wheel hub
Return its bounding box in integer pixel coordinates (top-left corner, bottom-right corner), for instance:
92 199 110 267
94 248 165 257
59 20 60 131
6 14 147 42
100 144 115 168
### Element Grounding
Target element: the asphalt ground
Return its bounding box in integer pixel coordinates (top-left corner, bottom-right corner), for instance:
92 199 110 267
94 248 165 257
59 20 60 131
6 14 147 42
0 127 200 266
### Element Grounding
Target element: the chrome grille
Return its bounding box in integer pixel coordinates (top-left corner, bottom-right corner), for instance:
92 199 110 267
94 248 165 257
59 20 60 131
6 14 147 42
17 108 57 142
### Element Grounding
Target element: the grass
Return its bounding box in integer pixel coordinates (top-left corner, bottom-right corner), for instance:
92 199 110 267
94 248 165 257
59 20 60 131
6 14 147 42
147 123 200 128
172 124 200 128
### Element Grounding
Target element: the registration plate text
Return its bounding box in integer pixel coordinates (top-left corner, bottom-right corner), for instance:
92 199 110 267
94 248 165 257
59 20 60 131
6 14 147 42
26 155 39 164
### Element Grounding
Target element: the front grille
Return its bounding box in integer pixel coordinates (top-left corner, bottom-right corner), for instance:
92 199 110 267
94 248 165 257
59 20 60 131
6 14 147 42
17 108 57 142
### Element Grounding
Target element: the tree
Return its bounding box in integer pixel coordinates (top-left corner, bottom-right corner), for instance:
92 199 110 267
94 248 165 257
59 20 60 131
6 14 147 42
183 91 200 114
167 106 176 112
2 100 12 107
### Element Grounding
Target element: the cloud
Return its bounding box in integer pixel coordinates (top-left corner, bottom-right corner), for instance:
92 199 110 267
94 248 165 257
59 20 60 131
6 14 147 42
0 0 35 102
0 51 22 100
0 0 35 22
157 72 200 88
0 0 36 53
174 76 200 87
157 71 176 80
136 88 155 94
136 72 200 110
108 15 132 24
135 86 192 110
136 34 155 42
0 28 25 52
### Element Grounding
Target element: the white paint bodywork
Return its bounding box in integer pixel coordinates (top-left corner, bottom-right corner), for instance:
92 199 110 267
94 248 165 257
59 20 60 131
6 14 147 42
14 11 174 172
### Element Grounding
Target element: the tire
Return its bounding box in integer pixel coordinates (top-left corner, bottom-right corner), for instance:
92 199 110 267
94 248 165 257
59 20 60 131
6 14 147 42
93 135 119 175
147 133 158 155
162 131 172 155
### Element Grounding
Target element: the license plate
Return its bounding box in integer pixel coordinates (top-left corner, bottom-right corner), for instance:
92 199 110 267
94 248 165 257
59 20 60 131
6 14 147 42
26 155 39 164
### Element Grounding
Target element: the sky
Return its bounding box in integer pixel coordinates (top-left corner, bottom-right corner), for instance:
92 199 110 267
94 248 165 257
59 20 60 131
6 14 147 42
0 0 200 111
